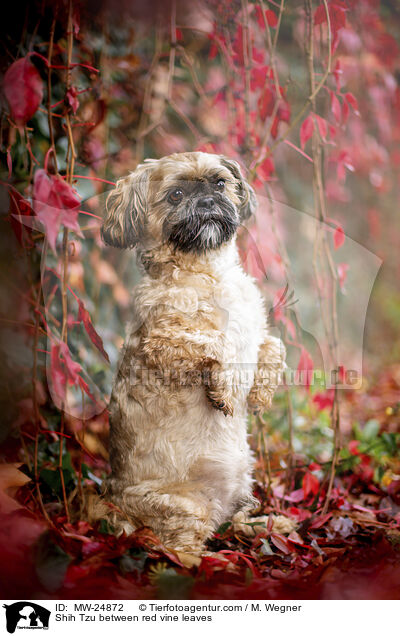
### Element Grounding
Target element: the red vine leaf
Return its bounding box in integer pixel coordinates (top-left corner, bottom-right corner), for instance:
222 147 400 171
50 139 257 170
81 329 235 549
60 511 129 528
50 341 82 400
333 60 342 91
255 7 278 29
266 10 278 27
256 156 275 181
341 99 349 124
349 440 360 456
372 33 399 69
344 92 360 115
309 512 332 529
270 100 291 138
270 533 291 554
8 187 34 248
302 471 319 498
315 114 328 141
50 343 67 400
295 346 314 389
314 2 347 36
333 224 345 249
60 342 82 381
78 376 97 403
300 115 314 149
251 66 269 90
78 300 110 363
313 390 334 410
208 41 218 60
3 56 43 126
66 87 79 114
232 25 245 65
330 91 341 123
33 170 83 252
258 86 275 121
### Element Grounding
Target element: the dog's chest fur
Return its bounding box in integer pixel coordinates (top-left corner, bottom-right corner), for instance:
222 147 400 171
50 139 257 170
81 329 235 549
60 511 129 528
108 241 267 523
213 250 266 367
135 240 267 406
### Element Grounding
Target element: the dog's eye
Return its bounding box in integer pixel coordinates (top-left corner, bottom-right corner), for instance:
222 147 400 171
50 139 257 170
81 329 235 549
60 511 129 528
216 179 225 190
168 188 184 204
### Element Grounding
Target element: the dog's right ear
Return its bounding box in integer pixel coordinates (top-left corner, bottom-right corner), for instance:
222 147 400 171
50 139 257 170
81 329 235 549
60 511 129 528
219 156 257 221
101 161 157 248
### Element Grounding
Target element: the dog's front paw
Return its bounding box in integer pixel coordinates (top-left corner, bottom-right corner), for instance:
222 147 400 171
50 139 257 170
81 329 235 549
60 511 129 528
206 390 234 417
247 401 261 416
247 385 273 414
217 399 234 417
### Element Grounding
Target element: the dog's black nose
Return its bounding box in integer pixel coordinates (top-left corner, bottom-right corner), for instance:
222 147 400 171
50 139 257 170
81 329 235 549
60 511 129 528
198 196 215 209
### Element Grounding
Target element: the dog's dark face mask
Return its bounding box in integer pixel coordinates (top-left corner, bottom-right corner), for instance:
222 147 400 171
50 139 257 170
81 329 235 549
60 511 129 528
162 178 240 253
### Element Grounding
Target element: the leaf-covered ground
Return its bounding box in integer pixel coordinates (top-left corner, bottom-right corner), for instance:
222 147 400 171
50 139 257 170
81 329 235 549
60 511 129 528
1 365 399 601
1 0 400 604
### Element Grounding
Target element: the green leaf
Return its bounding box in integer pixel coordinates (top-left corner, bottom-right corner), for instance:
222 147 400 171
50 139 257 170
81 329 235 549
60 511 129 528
40 468 62 495
216 521 231 535
40 453 76 497
119 550 148 574
244 520 267 529
35 532 71 591
155 568 194 600
245 567 253 585
99 519 115 534
382 432 398 456
362 419 380 441
81 462 90 479
374 465 385 483
260 538 274 555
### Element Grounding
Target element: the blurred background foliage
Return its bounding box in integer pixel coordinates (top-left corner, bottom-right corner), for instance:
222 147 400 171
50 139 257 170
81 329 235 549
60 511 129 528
0 0 399 599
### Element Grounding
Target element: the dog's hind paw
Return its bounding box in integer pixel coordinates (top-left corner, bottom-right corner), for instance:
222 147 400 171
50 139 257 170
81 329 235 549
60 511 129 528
232 511 297 537
269 514 297 534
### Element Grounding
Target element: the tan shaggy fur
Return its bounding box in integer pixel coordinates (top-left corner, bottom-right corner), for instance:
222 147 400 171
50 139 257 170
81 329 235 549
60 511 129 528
89 152 292 553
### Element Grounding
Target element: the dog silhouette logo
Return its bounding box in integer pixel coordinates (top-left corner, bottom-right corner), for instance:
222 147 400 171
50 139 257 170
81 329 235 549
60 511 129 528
3 602 50 633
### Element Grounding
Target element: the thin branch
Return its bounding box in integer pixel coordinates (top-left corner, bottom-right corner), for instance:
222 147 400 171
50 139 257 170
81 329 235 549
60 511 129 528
177 45 212 105
135 22 163 161
272 0 285 54
303 0 340 515
167 98 204 141
284 387 294 502
241 0 252 151
46 15 58 171
256 0 285 160
167 0 177 102
251 0 332 175
57 0 77 524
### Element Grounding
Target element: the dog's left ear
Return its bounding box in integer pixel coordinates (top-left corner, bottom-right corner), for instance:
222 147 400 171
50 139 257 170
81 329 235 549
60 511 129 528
101 160 158 249
220 156 257 220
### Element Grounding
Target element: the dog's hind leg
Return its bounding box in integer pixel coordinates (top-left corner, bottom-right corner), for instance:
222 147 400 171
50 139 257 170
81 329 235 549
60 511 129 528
104 479 216 553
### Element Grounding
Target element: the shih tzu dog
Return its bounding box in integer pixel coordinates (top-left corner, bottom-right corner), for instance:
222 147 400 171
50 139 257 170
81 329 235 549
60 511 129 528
92 152 291 553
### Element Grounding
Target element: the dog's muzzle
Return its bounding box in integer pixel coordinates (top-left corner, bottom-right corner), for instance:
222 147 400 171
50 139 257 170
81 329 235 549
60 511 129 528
163 194 239 253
